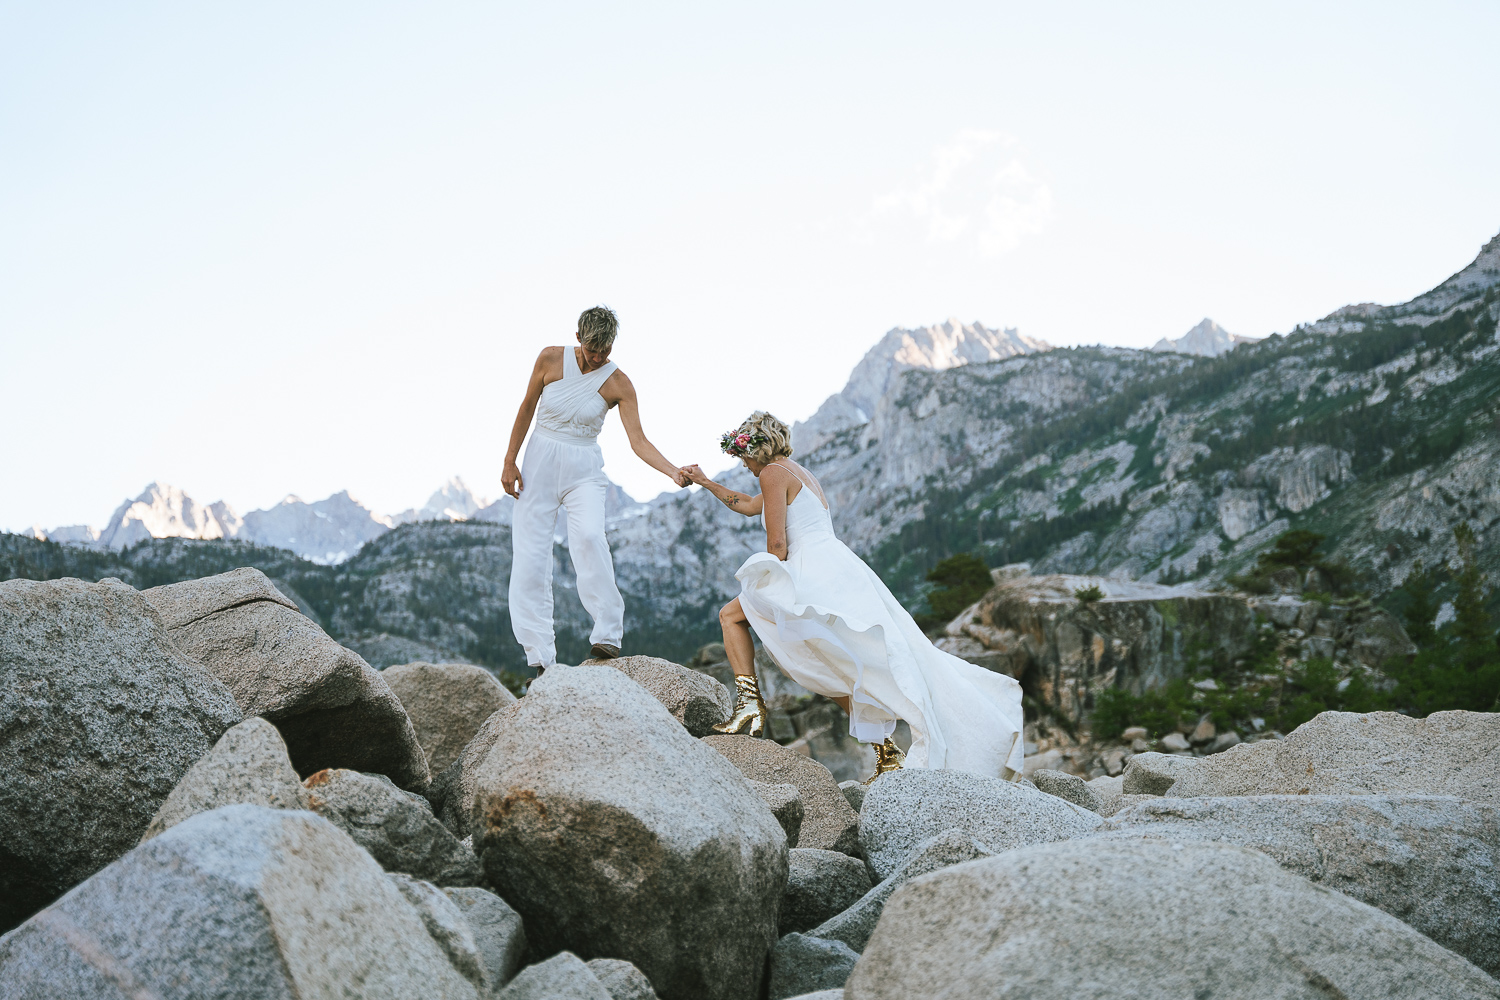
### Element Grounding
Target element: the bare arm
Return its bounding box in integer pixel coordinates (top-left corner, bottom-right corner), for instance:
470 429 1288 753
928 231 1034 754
501 349 556 498
758 466 792 560
608 372 689 487
682 465 764 516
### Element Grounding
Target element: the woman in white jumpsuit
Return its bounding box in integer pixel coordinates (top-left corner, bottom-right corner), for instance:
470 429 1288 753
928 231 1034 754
684 411 1025 782
502 307 688 669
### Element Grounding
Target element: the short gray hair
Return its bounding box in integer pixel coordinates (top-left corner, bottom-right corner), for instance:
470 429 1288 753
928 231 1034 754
577 306 618 352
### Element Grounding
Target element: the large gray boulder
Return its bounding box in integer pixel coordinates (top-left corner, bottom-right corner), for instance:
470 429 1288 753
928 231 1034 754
445 886 528 994
142 716 309 839
848 838 1500 998
1081 774 1158 817
753 781 804 848
1100 794 1500 976
384 661 517 773
387 872 486 990
838 780 866 813
471 666 787 1000
768 934 860 1000
0 577 242 930
1170 710 1500 804
429 703 520 837
0 804 481 999
303 767 484 886
858 768 1101 881
781 848 871 936
587 958 660 1000
497 953 611 1000
810 827 992 952
585 655 732 736
1121 751 1200 795
703 735 860 855
1030 768 1105 812
142 567 428 790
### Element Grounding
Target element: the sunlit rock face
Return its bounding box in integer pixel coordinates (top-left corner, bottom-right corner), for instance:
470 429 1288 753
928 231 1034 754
94 482 243 550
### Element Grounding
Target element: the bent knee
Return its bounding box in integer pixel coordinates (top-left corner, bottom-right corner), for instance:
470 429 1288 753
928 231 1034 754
718 602 744 626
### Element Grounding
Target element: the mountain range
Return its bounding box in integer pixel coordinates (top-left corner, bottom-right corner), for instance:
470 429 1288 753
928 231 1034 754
21 316 1215 563
29 477 491 565
8 231 1498 674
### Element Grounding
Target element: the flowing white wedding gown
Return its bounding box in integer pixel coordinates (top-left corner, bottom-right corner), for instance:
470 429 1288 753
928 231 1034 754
736 465 1026 777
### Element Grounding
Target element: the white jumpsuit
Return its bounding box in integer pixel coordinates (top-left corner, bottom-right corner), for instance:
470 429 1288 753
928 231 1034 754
509 348 625 667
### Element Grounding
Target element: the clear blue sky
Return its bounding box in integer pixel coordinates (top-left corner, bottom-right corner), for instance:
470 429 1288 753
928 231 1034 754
3 1 1497 530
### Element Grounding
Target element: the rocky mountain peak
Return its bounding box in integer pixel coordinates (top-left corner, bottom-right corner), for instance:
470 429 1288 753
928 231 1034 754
796 318 1049 454
395 476 489 525
238 491 395 565
846 319 1049 416
1151 318 1259 357
1411 229 1500 311
96 481 242 551
1311 227 1500 332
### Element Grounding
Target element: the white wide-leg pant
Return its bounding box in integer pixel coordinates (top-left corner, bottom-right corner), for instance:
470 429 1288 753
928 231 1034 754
509 433 624 667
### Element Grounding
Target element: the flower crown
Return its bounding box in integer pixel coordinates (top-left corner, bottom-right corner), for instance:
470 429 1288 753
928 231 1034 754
720 429 769 458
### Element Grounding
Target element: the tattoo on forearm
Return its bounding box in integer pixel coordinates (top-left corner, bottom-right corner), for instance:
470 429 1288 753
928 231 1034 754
721 494 740 508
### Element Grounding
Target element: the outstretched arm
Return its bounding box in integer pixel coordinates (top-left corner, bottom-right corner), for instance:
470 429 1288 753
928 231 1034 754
502 350 553 498
683 465 764 516
611 373 689 487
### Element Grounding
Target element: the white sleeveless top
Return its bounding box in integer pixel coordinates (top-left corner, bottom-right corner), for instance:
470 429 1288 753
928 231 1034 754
777 462 836 553
534 348 618 443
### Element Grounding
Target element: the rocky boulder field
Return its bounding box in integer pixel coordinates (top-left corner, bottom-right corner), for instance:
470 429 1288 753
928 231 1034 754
3 568 1499 998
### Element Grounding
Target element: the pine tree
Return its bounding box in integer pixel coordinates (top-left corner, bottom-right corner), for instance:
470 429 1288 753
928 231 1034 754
1390 525 1500 714
1401 560 1438 648
917 552 994 629
1451 525 1495 672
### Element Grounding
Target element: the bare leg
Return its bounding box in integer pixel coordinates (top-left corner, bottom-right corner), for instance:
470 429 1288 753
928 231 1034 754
722 598 854 715
714 598 770 736
719 598 756 677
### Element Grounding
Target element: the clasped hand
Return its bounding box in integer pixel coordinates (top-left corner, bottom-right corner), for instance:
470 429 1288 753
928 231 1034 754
677 464 711 488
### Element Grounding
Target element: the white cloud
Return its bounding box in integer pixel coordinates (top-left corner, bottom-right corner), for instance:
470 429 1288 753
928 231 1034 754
874 129 1052 256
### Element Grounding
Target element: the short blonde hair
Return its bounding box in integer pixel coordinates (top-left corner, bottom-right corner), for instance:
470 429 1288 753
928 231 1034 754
577 306 618 352
731 411 793 463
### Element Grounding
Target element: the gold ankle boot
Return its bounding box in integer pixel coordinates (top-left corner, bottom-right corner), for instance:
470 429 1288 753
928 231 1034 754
864 737 904 783
713 673 769 737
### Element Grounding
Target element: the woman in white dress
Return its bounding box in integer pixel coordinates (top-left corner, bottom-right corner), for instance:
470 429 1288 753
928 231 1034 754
683 411 1025 781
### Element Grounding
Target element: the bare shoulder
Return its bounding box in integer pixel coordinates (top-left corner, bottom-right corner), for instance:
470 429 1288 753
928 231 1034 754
535 346 566 383
758 463 795 488
600 366 633 404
